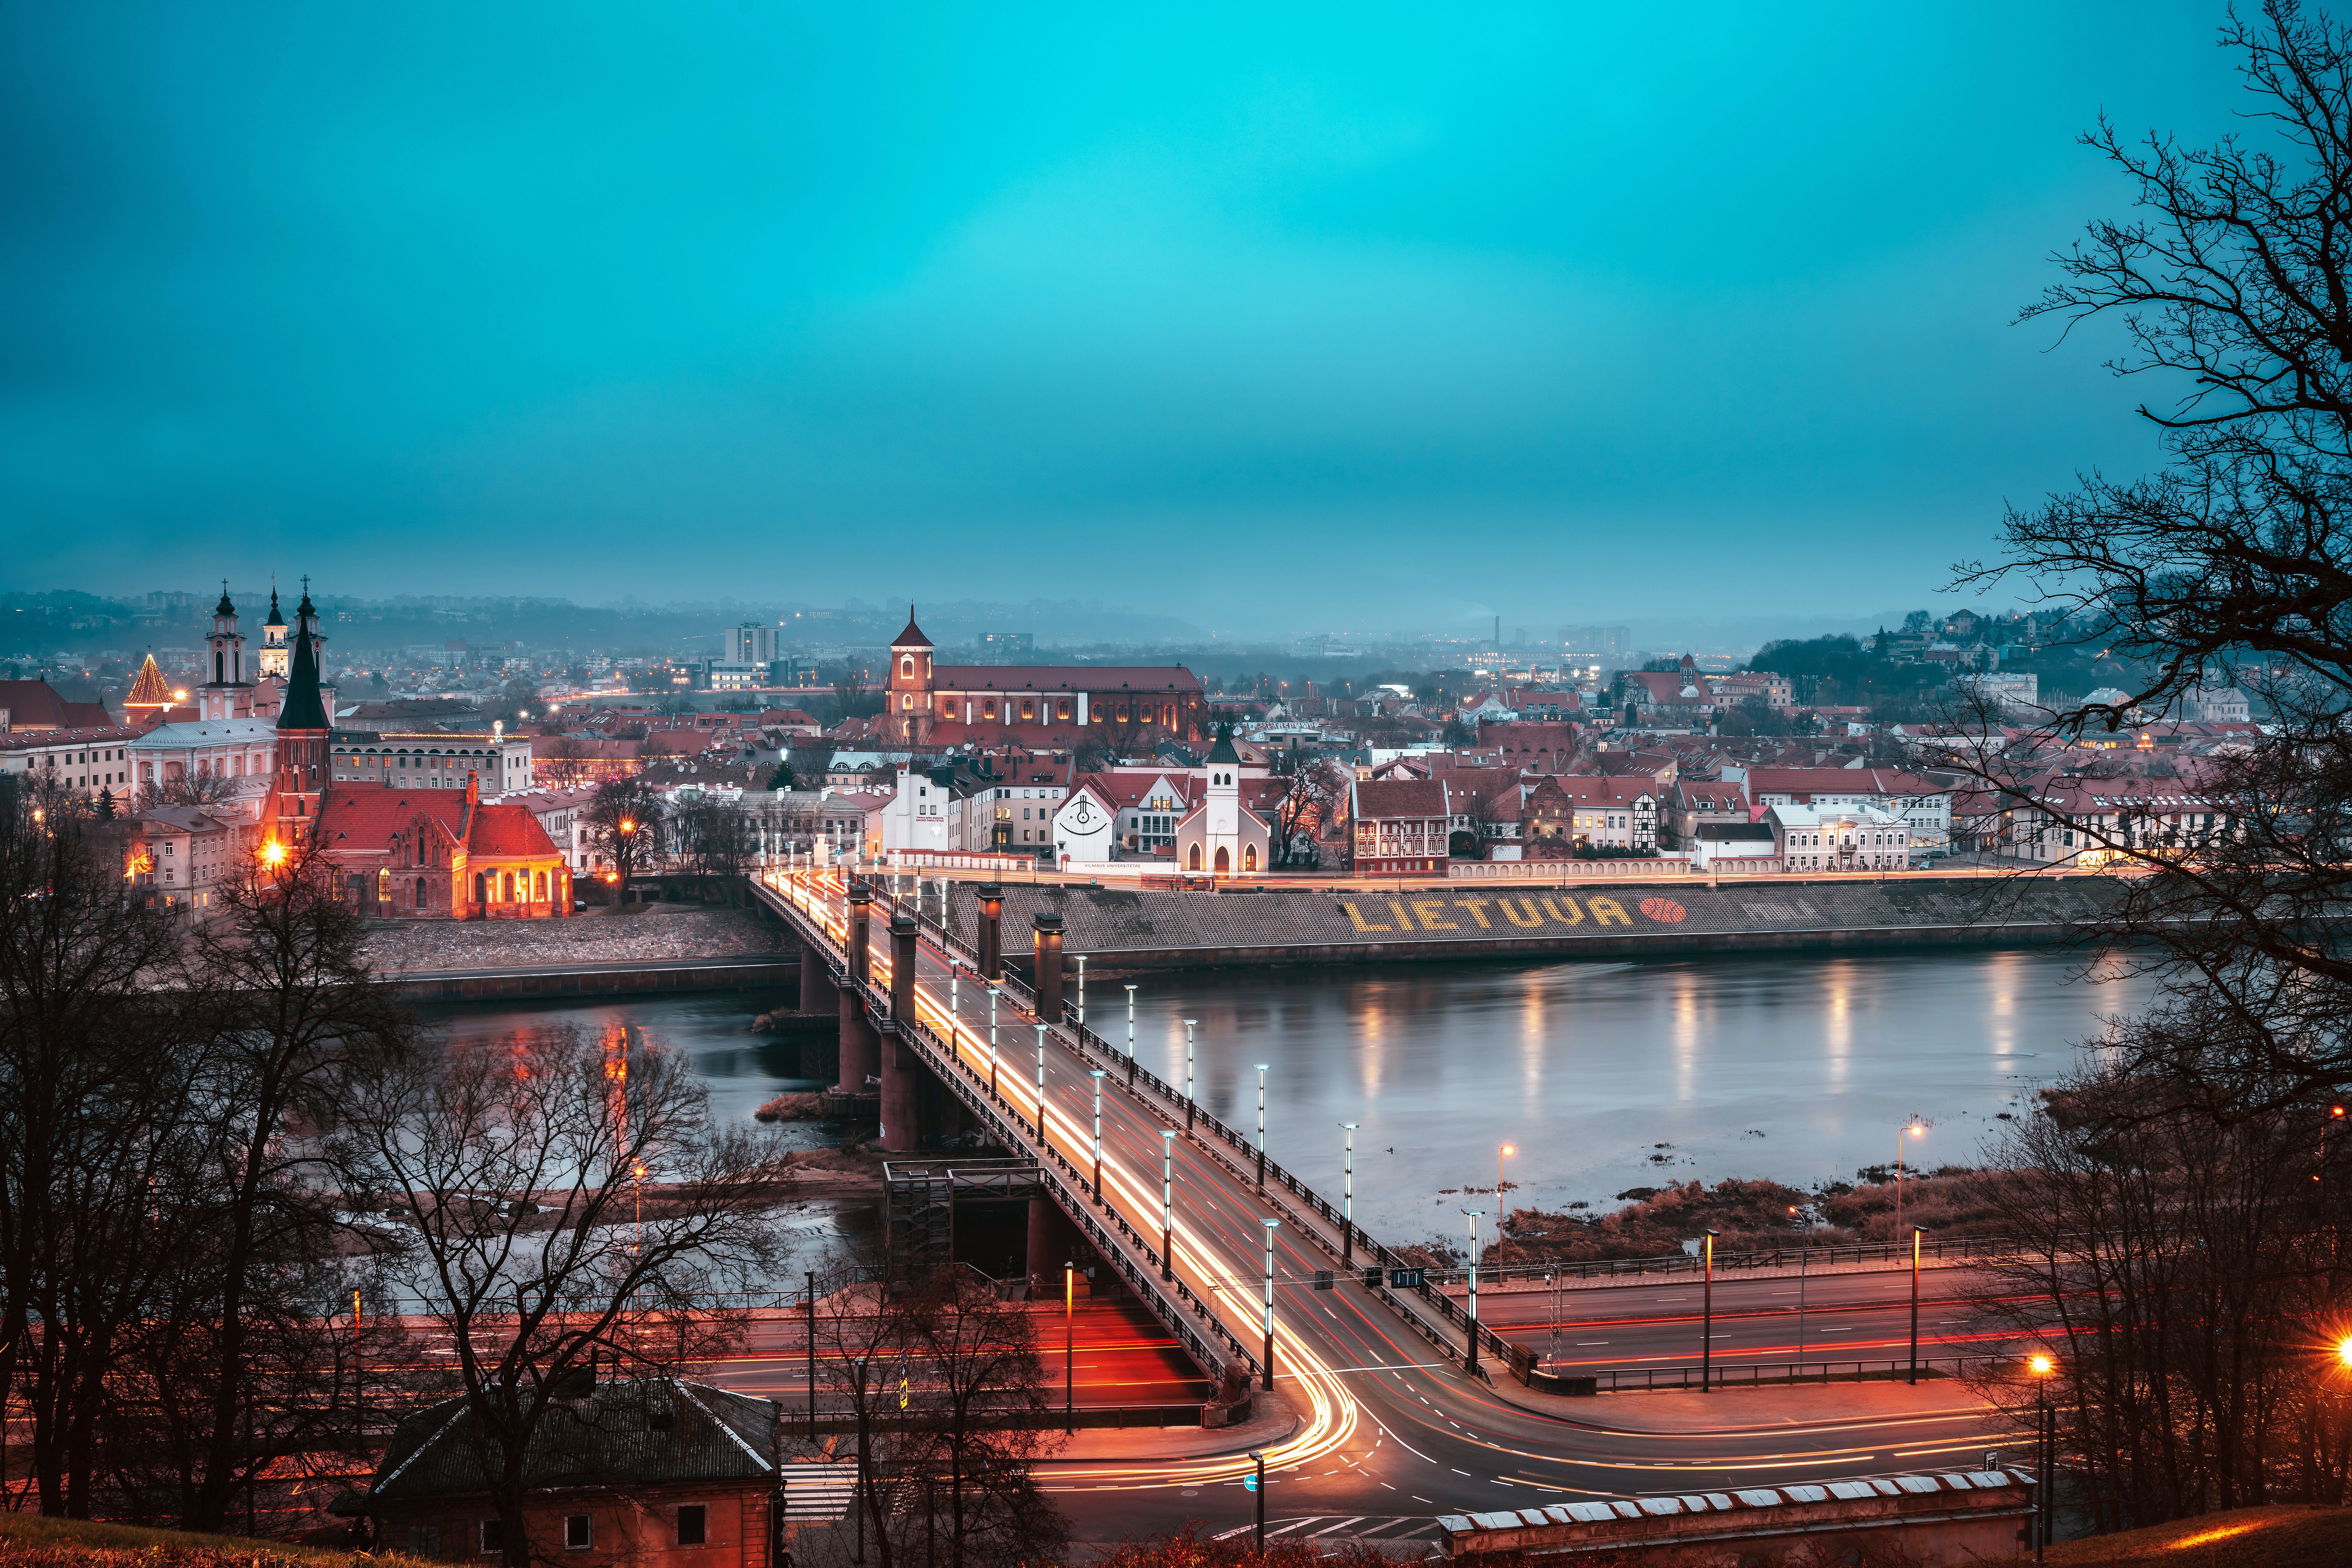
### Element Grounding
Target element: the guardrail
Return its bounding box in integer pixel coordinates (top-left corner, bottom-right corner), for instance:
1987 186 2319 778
1429 1234 2029 1288
1566 1356 1999 1393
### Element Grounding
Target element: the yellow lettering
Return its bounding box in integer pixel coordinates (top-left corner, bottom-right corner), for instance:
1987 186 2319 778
1411 899 1458 930
1499 897 1544 929
1389 901 1416 930
1455 898 1493 929
1589 897 1633 927
1343 903 1393 934
1541 897 1583 926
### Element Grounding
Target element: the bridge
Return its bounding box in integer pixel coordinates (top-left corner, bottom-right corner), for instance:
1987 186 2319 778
745 869 2016 1538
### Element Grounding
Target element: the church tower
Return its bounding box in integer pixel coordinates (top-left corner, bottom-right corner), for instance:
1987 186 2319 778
270 617 332 847
292 579 338 720
1202 722 1243 872
888 606 935 745
258 585 290 679
198 583 253 722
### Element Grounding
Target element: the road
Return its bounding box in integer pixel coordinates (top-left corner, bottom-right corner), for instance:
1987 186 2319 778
755 872 2015 1543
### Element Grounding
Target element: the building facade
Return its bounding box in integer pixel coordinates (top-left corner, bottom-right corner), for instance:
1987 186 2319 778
881 609 1205 750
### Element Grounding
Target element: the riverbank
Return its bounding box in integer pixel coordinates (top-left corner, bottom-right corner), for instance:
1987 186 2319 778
367 908 797 1001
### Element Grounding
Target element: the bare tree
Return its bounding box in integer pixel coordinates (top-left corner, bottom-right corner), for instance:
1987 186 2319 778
1269 756 1349 869
672 795 754 905
330 1025 789 1568
582 778 664 902
137 771 243 810
1944 3 2352 1108
536 738 593 790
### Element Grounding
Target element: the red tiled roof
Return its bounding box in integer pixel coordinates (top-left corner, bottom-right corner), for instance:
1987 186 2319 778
932 666 1203 693
1352 779 1450 818
0 680 114 729
464 802 560 859
317 786 468 853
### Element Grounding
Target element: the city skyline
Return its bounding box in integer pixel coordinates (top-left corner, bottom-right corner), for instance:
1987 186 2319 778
3 2 2238 632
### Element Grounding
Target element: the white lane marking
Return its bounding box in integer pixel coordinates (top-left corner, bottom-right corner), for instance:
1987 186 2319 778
1379 1425 1439 1465
1264 1520 1314 1538
1311 1518 1367 1536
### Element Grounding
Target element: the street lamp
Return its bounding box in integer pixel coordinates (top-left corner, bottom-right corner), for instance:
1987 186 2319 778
1075 955 1086 1032
1895 1119 1926 1234
1463 1209 1484 1376
1089 1070 1106 1198
1702 1228 1719 1393
1908 1226 1924 1385
2029 1352 2056 1561
1034 1023 1048 1142
1499 1142 1516 1205
1254 1064 1269 1190
1160 1131 1177 1280
1246 1449 1266 1550
1261 1219 1280 1391
1340 1123 1358 1269
1125 984 1138 1085
1184 1020 1197 1130
987 987 1001 1101
1063 1262 1076 1435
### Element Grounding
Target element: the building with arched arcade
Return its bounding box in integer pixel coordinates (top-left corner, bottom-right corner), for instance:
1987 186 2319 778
881 609 1205 750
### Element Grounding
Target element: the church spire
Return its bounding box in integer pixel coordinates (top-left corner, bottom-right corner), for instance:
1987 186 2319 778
277 622 329 732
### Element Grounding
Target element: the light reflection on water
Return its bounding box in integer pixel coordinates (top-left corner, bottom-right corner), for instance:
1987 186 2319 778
414 948 2147 1255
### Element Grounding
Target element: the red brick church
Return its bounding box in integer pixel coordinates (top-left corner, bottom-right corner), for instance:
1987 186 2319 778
263 596 568 919
882 608 1206 749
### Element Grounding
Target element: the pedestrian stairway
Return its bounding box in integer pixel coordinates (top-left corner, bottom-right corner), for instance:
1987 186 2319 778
778 1462 859 1522
1210 1516 1440 1544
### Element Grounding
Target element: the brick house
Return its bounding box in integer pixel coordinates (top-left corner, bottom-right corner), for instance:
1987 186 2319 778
1349 778 1452 873
314 773 572 919
362 1379 778 1566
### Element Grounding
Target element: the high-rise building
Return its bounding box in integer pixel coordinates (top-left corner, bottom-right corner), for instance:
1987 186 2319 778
1559 624 1631 662
726 622 778 666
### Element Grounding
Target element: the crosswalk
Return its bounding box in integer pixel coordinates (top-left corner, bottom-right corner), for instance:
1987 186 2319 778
777 1463 860 1522
1210 1516 1439 1545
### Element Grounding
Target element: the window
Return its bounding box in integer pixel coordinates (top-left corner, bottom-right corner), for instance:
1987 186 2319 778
676 1506 706 1547
479 1520 505 1555
565 1515 592 1550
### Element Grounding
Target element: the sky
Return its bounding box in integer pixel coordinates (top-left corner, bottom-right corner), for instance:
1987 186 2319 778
0 3 2255 640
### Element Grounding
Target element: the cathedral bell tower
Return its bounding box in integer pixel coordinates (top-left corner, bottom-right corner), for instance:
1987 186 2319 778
258 583 290 679
199 582 253 722
270 615 333 849
888 605 935 745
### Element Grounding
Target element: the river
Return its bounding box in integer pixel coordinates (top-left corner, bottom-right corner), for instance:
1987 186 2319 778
417 947 2148 1253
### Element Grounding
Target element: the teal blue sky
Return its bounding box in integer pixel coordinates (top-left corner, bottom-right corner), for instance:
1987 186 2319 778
0 3 2244 637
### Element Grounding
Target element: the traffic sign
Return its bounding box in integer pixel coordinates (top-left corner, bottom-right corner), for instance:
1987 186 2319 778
1362 1266 1382 1288
1243 1474 1258 1492
1389 1267 1425 1289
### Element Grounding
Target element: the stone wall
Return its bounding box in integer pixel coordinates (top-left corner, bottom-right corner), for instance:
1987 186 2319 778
365 907 790 975
943 874 2120 972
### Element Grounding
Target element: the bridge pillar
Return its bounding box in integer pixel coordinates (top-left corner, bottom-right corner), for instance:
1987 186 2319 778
797 936 837 1015
880 914 923 1152
1033 911 1065 1025
834 885 880 1098
975 883 1003 981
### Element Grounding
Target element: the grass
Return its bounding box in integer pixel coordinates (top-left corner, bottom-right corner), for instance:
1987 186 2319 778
0 1513 433 1568
1996 1505 2352 1568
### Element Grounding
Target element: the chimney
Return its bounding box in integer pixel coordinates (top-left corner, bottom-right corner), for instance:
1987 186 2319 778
466 770 480 807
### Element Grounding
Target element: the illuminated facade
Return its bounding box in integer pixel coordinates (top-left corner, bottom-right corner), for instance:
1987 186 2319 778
883 609 1205 750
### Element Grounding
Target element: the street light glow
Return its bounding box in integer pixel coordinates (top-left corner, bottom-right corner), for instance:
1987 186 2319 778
2338 1336 2352 1368
2029 1353 2053 1377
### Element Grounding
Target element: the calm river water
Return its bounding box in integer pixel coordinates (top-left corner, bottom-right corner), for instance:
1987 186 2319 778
418 948 2146 1251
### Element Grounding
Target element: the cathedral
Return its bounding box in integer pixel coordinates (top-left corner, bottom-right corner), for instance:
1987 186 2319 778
881 608 1206 749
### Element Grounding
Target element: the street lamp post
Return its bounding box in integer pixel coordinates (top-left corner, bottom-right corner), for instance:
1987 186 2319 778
1254 1064 1269 1190
1034 1024 1048 1142
1261 1219 1280 1391
1160 1131 1176 1279
1463 1209 1483 1376
1247 1449 1266 1549
1702 1229 1719 1393
1340 1123 1358 1269
1896 1119 1926 1234
1076 956 1086 1032
1063 1262 1075 1435
2029 1352 2055 1561
1499 1142 1515 1207
1184 1020 1197 1130
987 987 1001 1101
1089 1070 1106 1198
1125 984 1138 1085
1909 1226 1924 1385
949 962 959 1026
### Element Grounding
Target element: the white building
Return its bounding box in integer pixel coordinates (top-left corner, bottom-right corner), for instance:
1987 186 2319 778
2186 686 2251 724
875 766 976 854
1768 801 1911 872
130 717 280 799
2 725 145 804
328 727 534 798
1173 727 1271 875
1740 768 1950 859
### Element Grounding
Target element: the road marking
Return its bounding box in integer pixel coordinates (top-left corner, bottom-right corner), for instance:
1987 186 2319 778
1265 1520 1314 1538
1311 1518 1367 1536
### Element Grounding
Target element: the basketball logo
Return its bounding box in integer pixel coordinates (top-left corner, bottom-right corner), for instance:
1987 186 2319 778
1638 897 1687 924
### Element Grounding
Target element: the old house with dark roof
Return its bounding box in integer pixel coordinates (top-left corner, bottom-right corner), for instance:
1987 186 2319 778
362 1378 780 1567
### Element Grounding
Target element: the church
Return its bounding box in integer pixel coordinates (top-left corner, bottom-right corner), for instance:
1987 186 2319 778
881 609 1206 750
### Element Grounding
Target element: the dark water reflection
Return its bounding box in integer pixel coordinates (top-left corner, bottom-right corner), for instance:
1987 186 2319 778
1093 947 2147 1249
416 949 2146 1255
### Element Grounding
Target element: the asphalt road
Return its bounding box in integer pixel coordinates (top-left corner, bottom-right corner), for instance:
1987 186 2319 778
760 874 2016 1544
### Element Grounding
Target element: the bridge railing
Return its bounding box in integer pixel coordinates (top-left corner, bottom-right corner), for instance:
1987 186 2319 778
754 877 1261 1394
1563 1355 2001 1393
1426 1233 2031 1289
